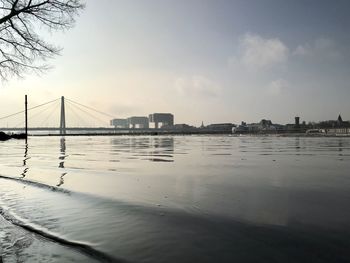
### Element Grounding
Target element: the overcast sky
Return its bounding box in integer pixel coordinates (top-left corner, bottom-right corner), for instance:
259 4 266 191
1 0 350 126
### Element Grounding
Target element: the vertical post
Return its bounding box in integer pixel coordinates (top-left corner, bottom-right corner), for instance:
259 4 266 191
60 96 66 135
25 95 28 138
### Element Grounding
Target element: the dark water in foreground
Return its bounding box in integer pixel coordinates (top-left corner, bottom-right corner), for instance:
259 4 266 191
1 135 350 262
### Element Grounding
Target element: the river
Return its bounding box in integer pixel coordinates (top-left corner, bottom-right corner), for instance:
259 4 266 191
1 135 350 262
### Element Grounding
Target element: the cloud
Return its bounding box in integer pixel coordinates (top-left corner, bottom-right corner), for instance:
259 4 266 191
267 79 288 95
293 38 341 61
237 33 289 70
293 45 310 56
175 75 220 97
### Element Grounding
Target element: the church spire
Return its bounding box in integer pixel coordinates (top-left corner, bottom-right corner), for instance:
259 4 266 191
338 114 343 123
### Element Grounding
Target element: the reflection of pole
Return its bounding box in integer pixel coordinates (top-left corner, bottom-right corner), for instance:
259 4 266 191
60 96 66 135
25 95 28 138
57 137 67 187
21 141 29 178
59 137 66 168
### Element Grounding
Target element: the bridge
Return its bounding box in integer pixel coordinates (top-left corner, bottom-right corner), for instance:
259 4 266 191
0 96 166 136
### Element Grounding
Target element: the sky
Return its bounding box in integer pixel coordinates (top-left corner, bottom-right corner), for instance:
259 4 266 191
1 0 350 127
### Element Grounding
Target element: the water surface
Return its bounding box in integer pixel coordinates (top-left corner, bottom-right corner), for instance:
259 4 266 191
1 136 350 262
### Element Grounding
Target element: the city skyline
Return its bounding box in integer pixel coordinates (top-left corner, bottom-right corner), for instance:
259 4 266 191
1 0 350 125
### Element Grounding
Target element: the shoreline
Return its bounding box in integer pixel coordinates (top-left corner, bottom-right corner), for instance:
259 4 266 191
25 132 350 137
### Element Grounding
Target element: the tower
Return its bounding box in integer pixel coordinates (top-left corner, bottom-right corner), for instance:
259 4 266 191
60 96 66 135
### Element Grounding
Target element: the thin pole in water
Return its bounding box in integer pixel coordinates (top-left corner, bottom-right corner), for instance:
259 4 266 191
25 95 28 138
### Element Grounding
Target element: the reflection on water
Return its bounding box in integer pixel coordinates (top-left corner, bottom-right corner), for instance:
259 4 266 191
57 172 67 187
338 139 343 158
110 137 174 162
57 138 67 187
21 141 29 178
1 136 350 262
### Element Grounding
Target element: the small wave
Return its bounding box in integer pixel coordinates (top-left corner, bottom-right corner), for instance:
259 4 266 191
0 175 70 194
0 206 122 263
146 158 174 162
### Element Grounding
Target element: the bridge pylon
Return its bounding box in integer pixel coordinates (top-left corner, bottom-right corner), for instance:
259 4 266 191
60 96 66 135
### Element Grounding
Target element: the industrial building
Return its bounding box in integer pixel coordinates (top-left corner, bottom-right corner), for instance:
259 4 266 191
110 113 173 129
149 113 174 128
110 116 149 129
127 116 149 129
110 118 128 128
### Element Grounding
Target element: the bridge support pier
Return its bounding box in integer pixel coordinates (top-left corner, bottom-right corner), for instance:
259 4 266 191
60 96 66 135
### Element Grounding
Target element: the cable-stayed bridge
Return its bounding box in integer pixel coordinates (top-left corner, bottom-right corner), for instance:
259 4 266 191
0 96 157 135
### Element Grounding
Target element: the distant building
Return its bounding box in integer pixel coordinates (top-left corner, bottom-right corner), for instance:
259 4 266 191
249 119 280 133
323 114 350 134
234 119 286 134
128 116 149 129
260 119 273 127
149 113 174 129
110 118 128 128
327 128 350 135
204 123 235 133
338 114 343 123
285 116 308 133
315 114 350 129
233 122 249 133
111 117 149 129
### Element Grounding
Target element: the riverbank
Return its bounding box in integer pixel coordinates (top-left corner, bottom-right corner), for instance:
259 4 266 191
0 213 99 262
0 132 27 141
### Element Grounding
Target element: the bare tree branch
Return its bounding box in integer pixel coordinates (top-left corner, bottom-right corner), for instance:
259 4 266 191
0 0 85 80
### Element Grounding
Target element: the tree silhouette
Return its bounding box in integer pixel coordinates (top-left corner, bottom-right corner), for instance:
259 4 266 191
0 0 84 80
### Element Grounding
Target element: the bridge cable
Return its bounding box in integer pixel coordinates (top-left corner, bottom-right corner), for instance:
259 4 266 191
0 98 60 121
65 102 89 127
10 102 58 129
65 100 109 127
6 101 59 128
12 107 52 129
38 100 61 127
66 101 108 127
29 101 60 124
65 98 115 118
